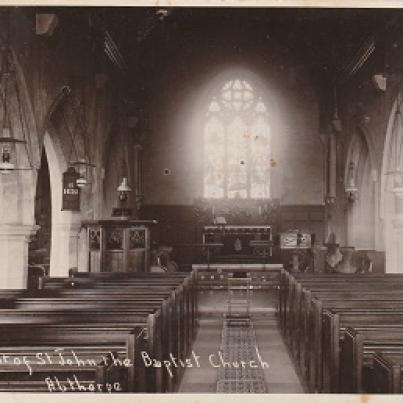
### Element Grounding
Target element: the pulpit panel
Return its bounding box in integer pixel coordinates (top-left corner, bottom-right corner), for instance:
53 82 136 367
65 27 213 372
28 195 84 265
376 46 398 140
82 220 156 273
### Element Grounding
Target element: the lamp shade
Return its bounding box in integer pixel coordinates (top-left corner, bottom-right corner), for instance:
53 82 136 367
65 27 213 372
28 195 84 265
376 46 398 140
76 176 87 188
0 160 14 173
117 177 132 193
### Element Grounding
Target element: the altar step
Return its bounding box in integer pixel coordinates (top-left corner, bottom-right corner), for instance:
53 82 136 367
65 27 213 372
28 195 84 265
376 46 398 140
212 256 272 264
198 289 278 318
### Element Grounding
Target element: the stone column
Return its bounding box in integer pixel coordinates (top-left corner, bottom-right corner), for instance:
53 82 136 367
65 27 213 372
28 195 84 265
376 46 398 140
0 224 39 289
77 225 89 272
133 144 143 219
389 195 403 273
328 131 337 203
49 220 82 277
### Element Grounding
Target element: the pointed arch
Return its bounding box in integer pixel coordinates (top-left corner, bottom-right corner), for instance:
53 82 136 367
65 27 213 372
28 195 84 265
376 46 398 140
380 95 403 272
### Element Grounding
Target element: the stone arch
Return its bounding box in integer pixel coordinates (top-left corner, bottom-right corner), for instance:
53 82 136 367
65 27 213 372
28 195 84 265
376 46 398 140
380 95 403 272
41 83 95 275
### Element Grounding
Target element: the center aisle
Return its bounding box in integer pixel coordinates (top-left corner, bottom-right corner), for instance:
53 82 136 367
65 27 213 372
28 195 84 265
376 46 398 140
178 318 223 392
177 290 305 393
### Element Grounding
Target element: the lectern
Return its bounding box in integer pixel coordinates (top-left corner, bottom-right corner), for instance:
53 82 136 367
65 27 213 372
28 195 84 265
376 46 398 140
82 219 157 273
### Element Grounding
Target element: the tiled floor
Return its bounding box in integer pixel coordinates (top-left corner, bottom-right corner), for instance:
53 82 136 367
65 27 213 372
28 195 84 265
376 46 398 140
178 290 305 393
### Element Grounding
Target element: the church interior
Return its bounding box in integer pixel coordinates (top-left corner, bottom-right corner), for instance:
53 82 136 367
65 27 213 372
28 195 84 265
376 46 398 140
1 5 403 395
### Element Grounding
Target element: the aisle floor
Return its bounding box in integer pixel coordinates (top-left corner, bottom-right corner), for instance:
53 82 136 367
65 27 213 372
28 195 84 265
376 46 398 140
178 290 305 393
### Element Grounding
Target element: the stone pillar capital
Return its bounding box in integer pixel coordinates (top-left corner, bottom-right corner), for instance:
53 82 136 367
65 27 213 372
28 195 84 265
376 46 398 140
52 221 82 233
0 224 39 240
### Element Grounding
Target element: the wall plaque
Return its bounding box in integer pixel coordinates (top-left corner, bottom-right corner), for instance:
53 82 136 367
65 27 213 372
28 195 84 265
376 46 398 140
62 167 80 211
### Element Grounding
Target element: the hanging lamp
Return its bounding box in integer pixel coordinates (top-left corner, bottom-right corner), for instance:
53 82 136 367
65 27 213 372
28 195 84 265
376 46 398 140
345 161 359 202
0 10 33 175
63 97 95 189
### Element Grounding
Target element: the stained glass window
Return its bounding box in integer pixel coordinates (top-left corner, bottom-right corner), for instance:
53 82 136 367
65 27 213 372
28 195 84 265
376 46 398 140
203 79 271 199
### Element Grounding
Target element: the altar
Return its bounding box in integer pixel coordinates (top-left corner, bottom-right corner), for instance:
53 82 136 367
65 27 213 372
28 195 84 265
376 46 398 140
202 225 273 263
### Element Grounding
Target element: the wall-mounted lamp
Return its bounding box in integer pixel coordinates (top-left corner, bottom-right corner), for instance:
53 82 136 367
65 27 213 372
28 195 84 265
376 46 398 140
345 161 359 202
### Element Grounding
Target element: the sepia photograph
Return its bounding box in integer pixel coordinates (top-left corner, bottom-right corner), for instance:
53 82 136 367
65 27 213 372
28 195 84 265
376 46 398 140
0 1 403 401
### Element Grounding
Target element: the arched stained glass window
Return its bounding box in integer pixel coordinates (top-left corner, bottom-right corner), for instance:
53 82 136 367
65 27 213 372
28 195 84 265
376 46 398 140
203 79 271 199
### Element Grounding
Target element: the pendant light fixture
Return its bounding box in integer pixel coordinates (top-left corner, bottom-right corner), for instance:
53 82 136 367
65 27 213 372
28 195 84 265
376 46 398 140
345 161 359 202
0 9 33 175
63 95 95 189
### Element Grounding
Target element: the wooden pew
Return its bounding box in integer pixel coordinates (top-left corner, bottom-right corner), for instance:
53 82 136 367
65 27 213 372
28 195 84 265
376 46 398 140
279 271 403 393
371 352 403 393
340 327 403 393
0 271 196 392
279 269 403 335
0 324 142 392
283 277 403 355
288 286 403 369
0 308 163 392
303 294 403 390
321 310 403 393
0 284 189 387
0 295 179 392
0 324 144 392
62 269 199 335
284 276 403 344
40 275 197 351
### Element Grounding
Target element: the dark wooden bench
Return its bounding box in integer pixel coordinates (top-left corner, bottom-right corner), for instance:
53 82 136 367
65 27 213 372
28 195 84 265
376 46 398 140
0 308 163 392
284 278 403 343
0 285 192 385
0 271 197 393
40 275 197 350
0 324 143 392
39 275 196 354
0 295 180 392
279 270 403 393
279 270 403 333
282 276 403 356
340 327 403 393
64 270 198 325
372 352 403 393
321 310 403 393
303 295 403 390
